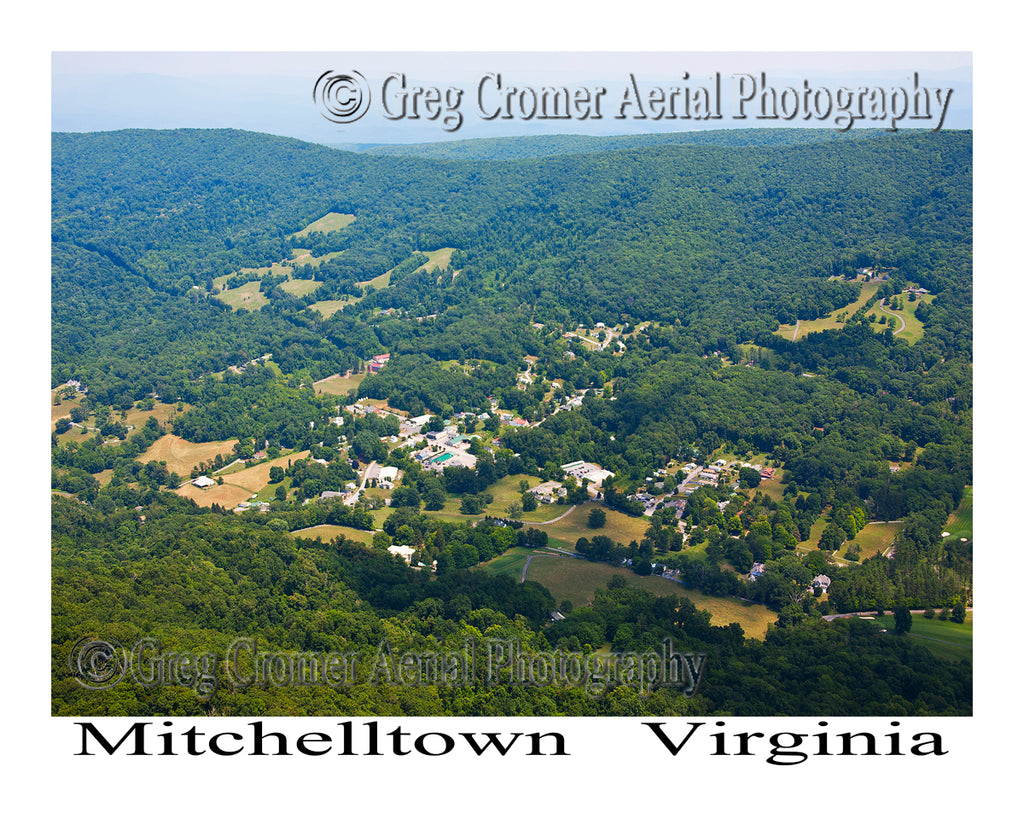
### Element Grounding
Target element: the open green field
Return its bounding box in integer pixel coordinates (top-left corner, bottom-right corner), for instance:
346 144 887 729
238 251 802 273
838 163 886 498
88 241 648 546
290 524 374 546
214 280 268 311
843 521 904 562
776 282 880 341
289 212 356 239
872 611 972 662
517 501 652 550
477 547 534 580
520 555 776 638
797 514 828 549
278 278 323 298
359 270 392 291
944 485 973 540
314 371 367 396
308 297 357 318
141 434 239 478
290 248 345 266
414 247 457 274
876 293 935 344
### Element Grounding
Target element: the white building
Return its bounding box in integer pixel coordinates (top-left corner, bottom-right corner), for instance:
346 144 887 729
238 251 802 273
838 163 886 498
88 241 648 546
192 475 216 488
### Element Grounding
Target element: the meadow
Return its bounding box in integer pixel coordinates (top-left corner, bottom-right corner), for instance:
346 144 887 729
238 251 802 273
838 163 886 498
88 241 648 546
871 611 972 662
518 554 777 638
289 212 356 239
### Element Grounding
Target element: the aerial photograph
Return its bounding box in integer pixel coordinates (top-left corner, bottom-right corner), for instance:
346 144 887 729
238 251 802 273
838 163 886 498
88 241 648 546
50 51 973 726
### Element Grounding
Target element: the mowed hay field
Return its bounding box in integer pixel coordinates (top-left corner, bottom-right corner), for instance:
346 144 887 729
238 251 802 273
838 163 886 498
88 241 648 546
289 212 355 239
176 450 310 507
846 521 903 561
776 282 880 341
524 555 776 639
290 524 374 546
522 501 651 549
141 434 239 477
215 280 268 311
314 372 367 395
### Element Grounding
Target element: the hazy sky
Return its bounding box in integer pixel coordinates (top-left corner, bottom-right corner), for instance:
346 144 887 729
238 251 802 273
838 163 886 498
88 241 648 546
51 51 972 144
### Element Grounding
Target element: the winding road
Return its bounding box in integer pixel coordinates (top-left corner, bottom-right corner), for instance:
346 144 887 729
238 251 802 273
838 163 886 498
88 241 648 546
877 300 906 334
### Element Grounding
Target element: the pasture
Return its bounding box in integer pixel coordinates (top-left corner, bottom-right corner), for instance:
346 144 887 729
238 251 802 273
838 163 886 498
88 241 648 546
776 282 880 341
290 524 375 546
521 555 776 638
289 212 356 239
214 280 268 311
141 434 239 477
524 501 652 550
175 450 309 507
314 372 367 396
278 278 323 298
308 298 356 318
944 486 973 540
844 521 903 561
872 611 972 662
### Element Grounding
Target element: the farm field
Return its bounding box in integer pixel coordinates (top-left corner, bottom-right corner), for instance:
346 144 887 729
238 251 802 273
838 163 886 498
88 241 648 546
278 278 322 297
290 524 374 546
141 434 239 478
308 297 357 318
776 282 880 341
520 554 776 638
872 611 972 662
314 372 367 396
843 521 903 562
944 486 973 540
289 212 355 239
175 449 309 507
413 247 456 274
290 248 345 266
527 501 652 548
214 280 268 311
875 293 935 344
477 547 534 580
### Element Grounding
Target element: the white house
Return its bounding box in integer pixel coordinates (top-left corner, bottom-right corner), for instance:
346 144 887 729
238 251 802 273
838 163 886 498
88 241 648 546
193 475 216 488
388 544 417 564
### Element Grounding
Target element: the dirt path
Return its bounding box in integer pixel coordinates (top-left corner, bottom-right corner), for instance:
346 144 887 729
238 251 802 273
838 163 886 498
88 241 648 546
520 554 533 582
792 319 800 341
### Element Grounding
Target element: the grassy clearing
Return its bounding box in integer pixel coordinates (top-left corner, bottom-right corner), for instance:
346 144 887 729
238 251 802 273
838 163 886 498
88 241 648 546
414 247 456 274
359 269 392 291
214 280 268 311
477 547 534 580
308 298 357 318
290 248 345 266
845 521 903 561
175 450 309 507
290 212 356 239
290 524 374 546
522 556 776 638
798 514 829 549
876 293 935 344
140 434 239 477
123 401 186 430
776 282 880 341
526 502 652 548
278 278 323 298
871 612 972 662
944 486 973 540
314 372 367 396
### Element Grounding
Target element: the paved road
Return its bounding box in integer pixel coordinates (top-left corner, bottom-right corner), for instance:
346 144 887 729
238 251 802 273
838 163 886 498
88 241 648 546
877 300 907 334
345 460 377 505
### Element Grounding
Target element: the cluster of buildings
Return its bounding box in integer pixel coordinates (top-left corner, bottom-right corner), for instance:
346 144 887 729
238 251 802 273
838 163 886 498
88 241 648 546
366 353 391 374
560 460 614 488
